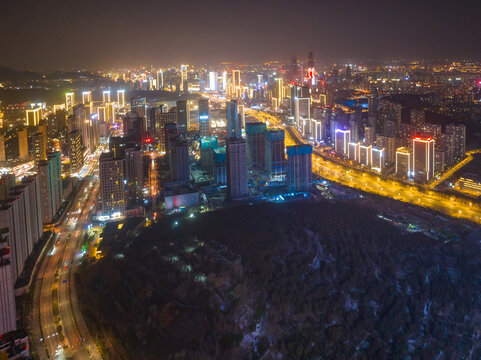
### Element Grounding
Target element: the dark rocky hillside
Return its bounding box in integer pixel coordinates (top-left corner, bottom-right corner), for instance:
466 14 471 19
77 201 481 359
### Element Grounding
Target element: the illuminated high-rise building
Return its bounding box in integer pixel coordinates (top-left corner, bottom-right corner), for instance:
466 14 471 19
181 64 188 92
214 148 227 185
445 124 466 161
245 122 267 170
371 148 384 171
124 146 144 207
117 89 125 108
176 100 189 134
275 78 284 105
364 126 375 146
33 129 47 163
26 107 42 126
226 100 241 138
396 147 412 178
99 153 125 215
82 91 92 104
238 104 245 129
208 71 217 91
413 136 435 181
65 92 75 111
334 129 350 155
376 135 396 165
232 70 241 97
68 130 83 174
102 90 111 103
359 145 372 166
200 137 217 170
156 71 164 90
265 129 286 181
17 128 29 162
287 144 312 192
295 98 310 129
348 142 360 161
410 109 425 126
198 99 210 137
0 135 5 163
226 137 248 200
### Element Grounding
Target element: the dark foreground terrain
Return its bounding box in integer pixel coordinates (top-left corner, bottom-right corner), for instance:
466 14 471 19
77 201 481 359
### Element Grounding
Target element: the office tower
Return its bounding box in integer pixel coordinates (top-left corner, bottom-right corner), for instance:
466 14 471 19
311 119 323 141
0 175 15 202
226 137 248 200
0 235 16 334
245 122 267 170
376 135 396 165
410 109 425 126
26 107 42 126
238 104 245 129
124 146 144 207
295 98 310 129
198 99 210 137
371 148 384 171
200 137 217 170
169 139 190 182
364 126 375 146
37 152 62 224
435 150 445 172
0 135 5 163
33 131 47 162
222 71 227 91
418 124 442 145
226 100 241 138
214 148 227 184
102 90 111 103
83 115 100 153
65 92 75 111
105 102 115 124
156 71 164 90
117 89 125 108
334 129 350 155
209 71 217 91
82 91 91 104
17 129 29 162
68 130 83 173
445 124 466 161
164 123 179 155
398 123 417 147
176 100 189 134
286 144 312 192
396 147 412 178
265 129 286 181
99 152 125 214
413 136 435 181
181 65 188 92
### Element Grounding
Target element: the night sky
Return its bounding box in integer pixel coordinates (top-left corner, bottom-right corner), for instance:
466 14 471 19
1 0 481 70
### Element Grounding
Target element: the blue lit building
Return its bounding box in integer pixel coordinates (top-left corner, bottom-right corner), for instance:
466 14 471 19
286 144 312 192
200 136 218 169
214 147 227 185
198 99 210 137
265 129 286 181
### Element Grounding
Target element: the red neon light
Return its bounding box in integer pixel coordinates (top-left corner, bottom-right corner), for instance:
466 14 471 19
144 137 152 143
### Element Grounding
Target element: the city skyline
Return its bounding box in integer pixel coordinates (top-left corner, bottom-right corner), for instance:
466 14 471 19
1 0 481 70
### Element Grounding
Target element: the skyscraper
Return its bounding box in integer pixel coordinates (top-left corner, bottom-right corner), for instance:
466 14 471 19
413 136 435 181
176 100 189 134
181 64 188 92
295 98 310 129
445 124 466 161
169 139 190 182
396 147 412 178
335 129 350 155
214 148 227 185
33 130 47 163
226 137 248 200
99 153 125 215
117 89 125 108
82 91 91 104
65 92 75 111
287 144 312 192
0 234 16 334
156 71 164 90
102 90 111 103
208 71 217 91
26 107 42 126
245 122 267 170
226 100 241 138
238 104 245 129
17 128 29 162
265 129 286 181
37 152 62 224
124 146 144 207
68 130 83 173
198 99 210 137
